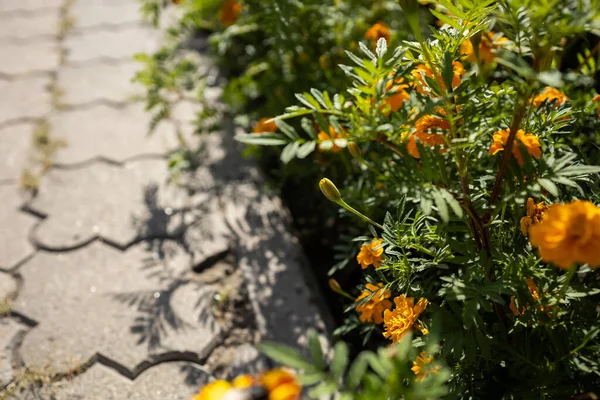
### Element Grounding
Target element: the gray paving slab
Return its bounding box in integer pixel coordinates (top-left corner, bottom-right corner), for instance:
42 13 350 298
56 62 144 105
0 77 51 126
0 0 63 14
0 319 27 388
0 123 32 181
65 26 160 64
51 104 179 165
0 12 58 40
71 0 143 31
0 42 58 76
0 186 37 269
28 159 185 250
0 271 18 302
14 241 221 375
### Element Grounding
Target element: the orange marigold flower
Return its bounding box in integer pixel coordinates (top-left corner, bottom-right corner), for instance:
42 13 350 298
403 113 450 158
355 283 392 324
356 239 384 269
253 117 277 134
592 94 600 117
460 32 508 64
529 200 600 269
520 197 549 235
411 352 441 382
382 294 428 343
488 129 541 166
380 77 410 115
220 0 241 26
510 279 551 316
192 380 232 400
365 22 391 46
532 86 569 109
318 125 347 152
261 369 301 400
411 61 465 96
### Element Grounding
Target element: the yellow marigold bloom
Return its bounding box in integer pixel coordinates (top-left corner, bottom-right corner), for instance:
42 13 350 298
520 197 549 235
318 126 347 153
232 375 255 388
592 94 600 117
532 86 569 109
261 369 301 400
411 61 465 96
380 77 410 116
383 295 428 343
220 0 241 26
365 22 391 46
488 129 541 166
355 283 392 324
192 380 232 400
529 200 600 269
253 118 277 134
356 239 384 269
411 352 441 382
460 32 508 64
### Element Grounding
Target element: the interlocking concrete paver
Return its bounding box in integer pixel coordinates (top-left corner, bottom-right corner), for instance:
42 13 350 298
0 319 27 388
28 159 185 250
15 241 221 374
0 124 32 181
51 104 179 164
65 26 160 64
0 187 37 269
0 271 18 302
0 0 63 14
0 13 58 40
71 1 142 30
57 62 144 105
0 77 51 125
0 42 58 76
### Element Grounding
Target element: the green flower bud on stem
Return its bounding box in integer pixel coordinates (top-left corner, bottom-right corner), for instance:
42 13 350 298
319 178 342 203
329 278 354 300
347 142 363 160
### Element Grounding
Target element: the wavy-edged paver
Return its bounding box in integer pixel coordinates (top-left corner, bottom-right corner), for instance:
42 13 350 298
0 124 32 181
0 77 51 126
57 62 144 106
71 0 143 31
28 159 185 250
0 0 63 14
51 104 179 165
0 187 37 269
0 12 58 41
0 318 28 388
0 42 58 76
65 26 160 64
14 240 221 375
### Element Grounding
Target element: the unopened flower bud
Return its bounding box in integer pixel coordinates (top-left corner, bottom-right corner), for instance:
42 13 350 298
347 142 363 160
329 279 342 294
319 178 342 203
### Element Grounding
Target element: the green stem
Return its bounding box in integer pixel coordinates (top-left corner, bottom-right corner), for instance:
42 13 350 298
338 200 384 230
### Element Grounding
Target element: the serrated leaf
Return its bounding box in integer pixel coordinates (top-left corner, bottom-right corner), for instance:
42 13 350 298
537 178 559 197
347 353 368 390
259 342 314 370
235 133 288 146
276 119 300 140
296 141 316 159
281 141 300 163
295 93 318 110
432 190 449 223
307 330 326 370
375 37 388 59
331 342 349 380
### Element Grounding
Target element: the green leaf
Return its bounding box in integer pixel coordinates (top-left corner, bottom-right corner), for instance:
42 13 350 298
347 353 368 390
235 133 288 146
276 119 300 140
295 93 318 110
375 37 388 59
297 141 316 159
537 178 559 197
432 190 450 223
331 341 349 380
308 381 338 398
281 141 300 163
307 330 326 370
259 342 314 370
301 117 318 139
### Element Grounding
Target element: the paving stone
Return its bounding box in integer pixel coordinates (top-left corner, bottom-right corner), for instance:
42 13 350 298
28 159 186 250
14 241 221 374
0 186 37 269
71 1 143 30
0 42 58 76
0 77 51 125
0 319 27 388
0 124 32 181
0 12 58 40
0 0 63 14
57 62 144 105
0 271 18 302
65 26 160 64
51 104 179 165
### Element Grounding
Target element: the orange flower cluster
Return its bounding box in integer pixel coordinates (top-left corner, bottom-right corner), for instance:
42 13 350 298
520 197 549 236
383 295 428 343
356 239 384 269
253 117 277 134
355 283 392 324
412 352 441 382
593 94 600 117
510 279 551 316
318 125 347 152
488 129 541 165
364 22 391 47
529 200 600 269
411 62 465 96
220 0 241 26
403 112 450 158
380 76 410 116
532 86 569 109
193 369 300 400
460 32 508 64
